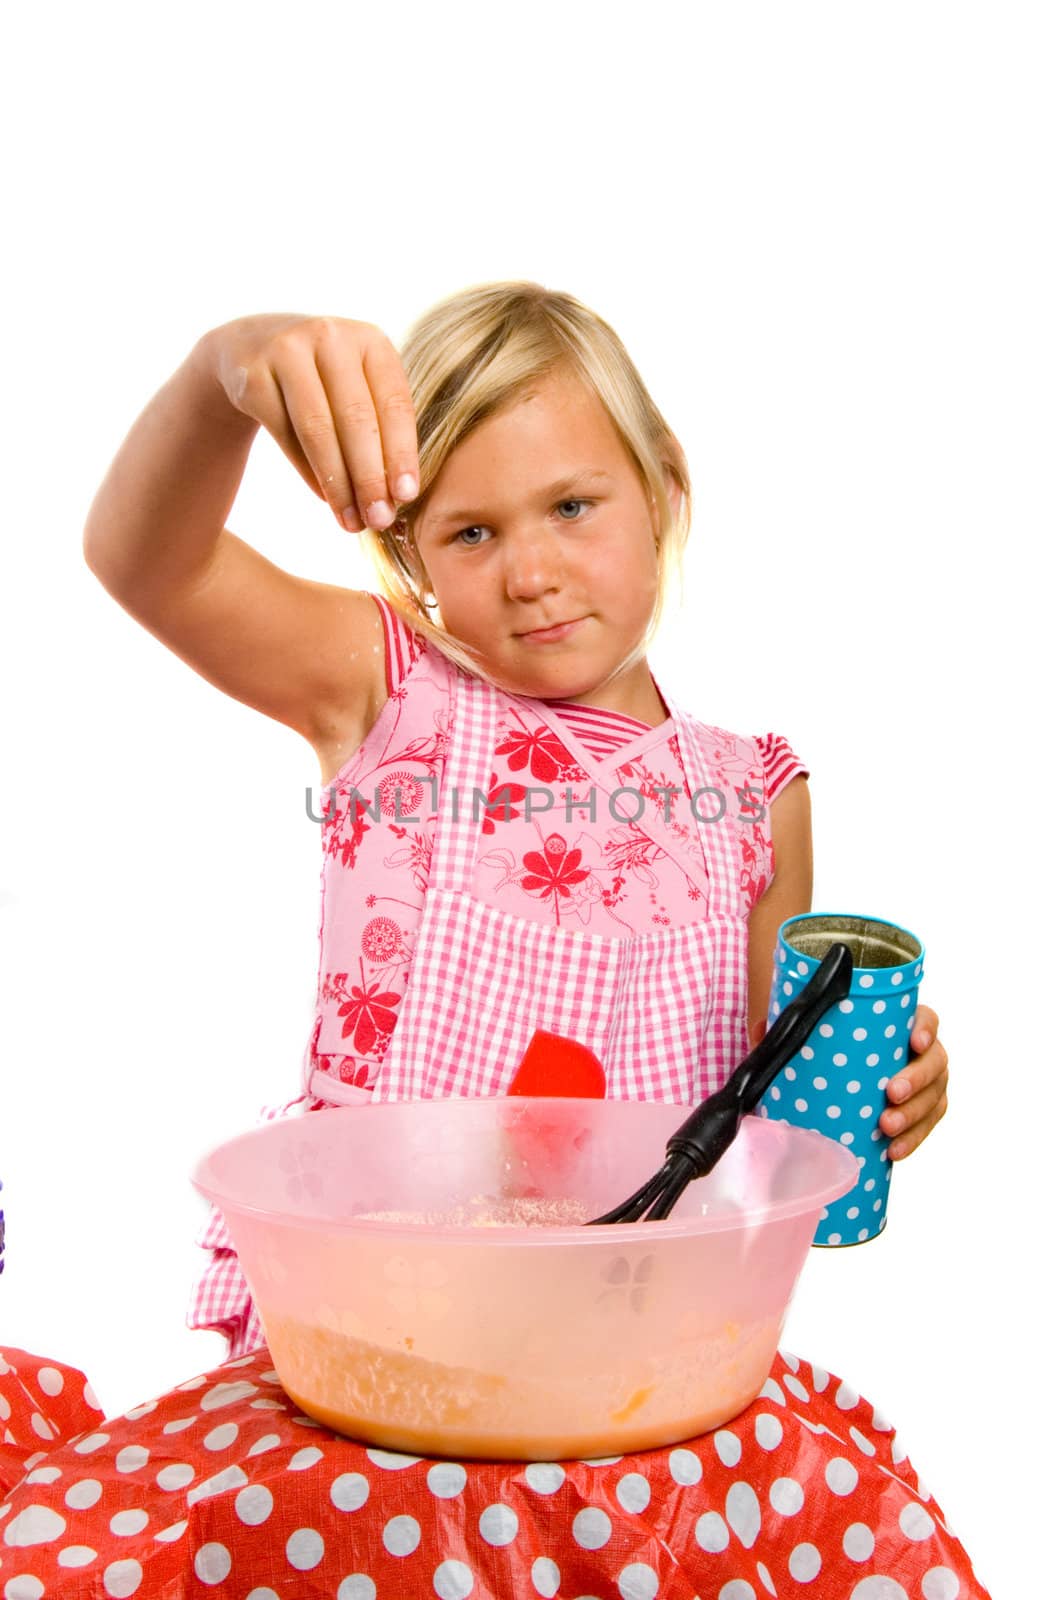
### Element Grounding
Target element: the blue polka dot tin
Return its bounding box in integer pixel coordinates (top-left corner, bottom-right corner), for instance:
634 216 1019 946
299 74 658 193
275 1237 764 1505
757 913 924 1247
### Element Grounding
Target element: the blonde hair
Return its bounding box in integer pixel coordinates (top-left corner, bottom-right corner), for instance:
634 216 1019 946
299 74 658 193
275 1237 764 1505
363 281 691 680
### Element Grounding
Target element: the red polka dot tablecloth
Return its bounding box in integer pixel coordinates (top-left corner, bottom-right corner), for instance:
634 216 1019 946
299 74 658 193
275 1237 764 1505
0 1344 990 1598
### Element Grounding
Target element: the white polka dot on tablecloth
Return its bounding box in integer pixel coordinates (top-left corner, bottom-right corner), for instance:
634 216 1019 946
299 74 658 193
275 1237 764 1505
123 1401 157 1422
758 1377 786 1405
618 1562 659 1600
479 1504 519 1547
725 1482 761 1549
286 1528 325 1571
36 1368 64 1398
331 1472 371 1511
109 1511 149 1538
434 1560 474 1600
899 1501 936 1541
155 1463 195 1492
57 1548 96 1569
836 1380 860 1410
920 1569 960 1599
73 1433 109 1455
754 1414 783 1451
616 1472 651 1513
189 1466 249 1507
524 1463 564 1495
25 1468 61 1486
204 1423 239 1451
811 1365 830 1392
64 1479 102 1510
531 1556 561 1597
287 1446 324 1471
246 1433 282 1457
162 1417 196 1434
235 1485 274 1526
850 1580 907 1598
718 1582 755 1600
193 1543 232 1585
382 1515 421 1556
769 1478 803 1516
757 1561 777 1596
870 1406 892 1432
850 1427 876 1457
672 1445 707 1481
102 1559 142 1597
572 1507 611 1550
843 1522 876 1560
3 1505 67 1545
249 1398 285 1411
788 1542 821 1581
152 1521 187 1543
366 1448 421 1470
825 1457 858 1495
115 1446 149 1475
782 1374 809 1403
4 1577 46 1599
246 1590 280 1600
200 1381 257 1411
337 1578 376 1600
29 1414 55 1442
694 1511 729 1552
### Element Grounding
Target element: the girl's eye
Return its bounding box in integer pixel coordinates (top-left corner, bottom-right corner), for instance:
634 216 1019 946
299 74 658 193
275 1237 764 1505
454 525 492 547
557 498 589 519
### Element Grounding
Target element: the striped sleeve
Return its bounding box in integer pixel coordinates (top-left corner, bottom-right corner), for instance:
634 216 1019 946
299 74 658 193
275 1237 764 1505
753 732 810 807
370 594 426 696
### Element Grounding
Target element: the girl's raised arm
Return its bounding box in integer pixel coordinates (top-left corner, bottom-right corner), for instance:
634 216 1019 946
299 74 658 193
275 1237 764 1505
82 315 420 775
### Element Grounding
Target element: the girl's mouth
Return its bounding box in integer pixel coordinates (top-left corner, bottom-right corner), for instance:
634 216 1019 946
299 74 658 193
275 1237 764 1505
517 617 587 644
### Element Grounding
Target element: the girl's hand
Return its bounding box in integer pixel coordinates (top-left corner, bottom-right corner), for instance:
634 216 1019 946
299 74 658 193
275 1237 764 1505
879 1005 949 1160
199 313 420 534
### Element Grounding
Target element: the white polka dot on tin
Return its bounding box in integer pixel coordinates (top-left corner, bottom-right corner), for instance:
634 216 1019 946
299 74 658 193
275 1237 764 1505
838 998 853 1012
365 1449 421 1470
109 1511 149 1538
865 1053 880 1066
572 1507 612 1549
813 1076 827 1089
4 1577 46 1600
769 1477 804 1516
843 1522 876 1560
784 1066 796 1081
286 1528 325 1571
73 1433 109 1455
434 1560 474 1600
524 1463 564 1494
754 1414 783 1451
899 1501 936 1541
825 1457 858 1495
235 1485 274 1526
102 1559 142 1597
796 960 809 975
531 1556 561 1598
795 1097 808 1112
858 974 874 989
616 1472 652 1513
725 1482 761 1549
852 1027 868 1041
846 1080 860 1093
382 1515 421 1556
800 1046 814 1060
818 1023 833 1037
827 1232 842 1244
783 981 793 995
193 1543 232 1585
331 1472 371 1511
36 1368 64 1398
885 1024 897 1038
834 1055 849 1068
892 972 904 985
4 1505 67 1545
618 1562 659 1600
672 1445 707 1480
921 1569 961 1600
788 1542 822 1581
57 1548 97 1569
155 1463 195 1491
287 1447 324 1471
840 1131 854 1145
694 1510 729 1552
64 1479 102 1510
338 1577 377 1600
873 1000 886 1014
479 1504 518 1547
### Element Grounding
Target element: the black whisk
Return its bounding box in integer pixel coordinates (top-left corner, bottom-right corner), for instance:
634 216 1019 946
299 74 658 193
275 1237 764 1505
589 942 854 1223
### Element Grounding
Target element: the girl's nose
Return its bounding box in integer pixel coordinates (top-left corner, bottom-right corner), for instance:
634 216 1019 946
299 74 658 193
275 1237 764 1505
503 530 563 601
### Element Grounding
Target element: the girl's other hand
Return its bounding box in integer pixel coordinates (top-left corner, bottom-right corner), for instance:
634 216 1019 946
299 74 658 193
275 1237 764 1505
880 1004 949 1160
200 314 420 534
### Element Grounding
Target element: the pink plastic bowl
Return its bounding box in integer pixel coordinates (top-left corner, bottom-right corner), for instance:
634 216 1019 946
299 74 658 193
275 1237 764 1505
192 1097 858 1460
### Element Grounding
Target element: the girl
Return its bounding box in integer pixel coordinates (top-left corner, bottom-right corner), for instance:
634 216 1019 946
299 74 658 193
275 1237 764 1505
0 285 981 1598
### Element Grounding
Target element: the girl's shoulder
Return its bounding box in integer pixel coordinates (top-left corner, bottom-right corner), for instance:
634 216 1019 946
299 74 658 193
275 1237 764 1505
682 716 810 809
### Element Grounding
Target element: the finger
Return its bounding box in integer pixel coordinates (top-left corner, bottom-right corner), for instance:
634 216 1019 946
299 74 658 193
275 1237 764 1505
360 332 420 507
234 352 327 506
884 1088 948 1160
910 1003 939 1054
886 1038 948 1103
315 324 419 533
881 1071 947 1147
271 340 369 530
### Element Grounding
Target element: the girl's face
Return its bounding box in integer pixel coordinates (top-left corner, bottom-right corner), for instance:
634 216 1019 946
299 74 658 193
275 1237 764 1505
413 368 680 712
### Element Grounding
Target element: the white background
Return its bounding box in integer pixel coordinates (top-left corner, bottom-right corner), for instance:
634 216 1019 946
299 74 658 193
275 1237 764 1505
1 4 1060 1594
